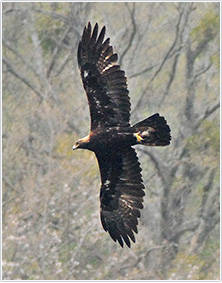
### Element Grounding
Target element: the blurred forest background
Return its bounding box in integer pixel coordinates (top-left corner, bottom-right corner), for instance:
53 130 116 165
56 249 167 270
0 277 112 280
2 2 220 280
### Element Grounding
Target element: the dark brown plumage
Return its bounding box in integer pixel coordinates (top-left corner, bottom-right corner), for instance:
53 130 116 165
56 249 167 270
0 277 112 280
73 22 171 247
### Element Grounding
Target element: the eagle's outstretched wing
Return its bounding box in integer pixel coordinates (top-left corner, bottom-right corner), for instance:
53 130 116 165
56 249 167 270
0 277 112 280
96 147 145 247
77 22 131 130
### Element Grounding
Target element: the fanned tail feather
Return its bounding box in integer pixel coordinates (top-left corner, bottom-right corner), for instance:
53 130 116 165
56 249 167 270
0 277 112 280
132 113 171 146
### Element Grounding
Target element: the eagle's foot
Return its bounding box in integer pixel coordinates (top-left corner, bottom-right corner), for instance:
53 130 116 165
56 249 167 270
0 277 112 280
134 132 144 142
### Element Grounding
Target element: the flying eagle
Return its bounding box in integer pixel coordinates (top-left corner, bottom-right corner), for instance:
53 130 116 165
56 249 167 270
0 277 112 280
73 22 171 247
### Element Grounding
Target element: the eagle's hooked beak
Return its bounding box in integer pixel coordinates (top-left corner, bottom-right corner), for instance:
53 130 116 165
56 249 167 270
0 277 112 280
72 144 78 150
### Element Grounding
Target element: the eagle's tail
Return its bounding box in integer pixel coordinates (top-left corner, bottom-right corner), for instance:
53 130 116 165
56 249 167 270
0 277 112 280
132 113 171 146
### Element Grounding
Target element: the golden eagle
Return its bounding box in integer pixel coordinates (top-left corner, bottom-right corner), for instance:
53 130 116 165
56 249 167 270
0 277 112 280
73 22 171 247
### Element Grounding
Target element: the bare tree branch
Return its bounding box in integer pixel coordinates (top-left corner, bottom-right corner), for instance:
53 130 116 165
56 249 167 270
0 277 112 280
198 169 216 217
128 64 156 79
195 102 220 129
176 218 200 238
33 7 69 25
55 50 72 77
137 148 174 188
119 3 136 66
162 50 181 102
47 26 73 78
3 39 40 78
132 8 184 113
194 62 212 81
149 5 184 84
3 57 44 101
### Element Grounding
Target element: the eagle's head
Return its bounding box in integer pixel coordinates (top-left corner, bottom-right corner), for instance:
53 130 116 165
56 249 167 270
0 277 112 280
73 135 90 150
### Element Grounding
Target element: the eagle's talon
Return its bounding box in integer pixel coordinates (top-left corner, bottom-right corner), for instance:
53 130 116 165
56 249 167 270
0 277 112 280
134 132 143 142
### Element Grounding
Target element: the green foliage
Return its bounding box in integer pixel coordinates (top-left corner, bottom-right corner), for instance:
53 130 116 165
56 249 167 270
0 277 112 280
186 120 219 166
55 133 76 158
35 14 64 53
201 237 219 259
199 237 220 280
168 234 220 280
190 9 220 44
168 253 204 279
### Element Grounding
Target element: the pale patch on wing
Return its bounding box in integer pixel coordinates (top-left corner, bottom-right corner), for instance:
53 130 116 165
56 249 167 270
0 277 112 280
104 179 111 192
93 96 102 108
83 70 89 78
120 197 134 209
104 179 110 186
101 63 114 73
141 130 149 136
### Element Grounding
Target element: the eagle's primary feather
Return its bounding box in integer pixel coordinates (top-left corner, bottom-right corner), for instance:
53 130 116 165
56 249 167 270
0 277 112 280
74 22 171 247
97 147 144 247
77 22 131 131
